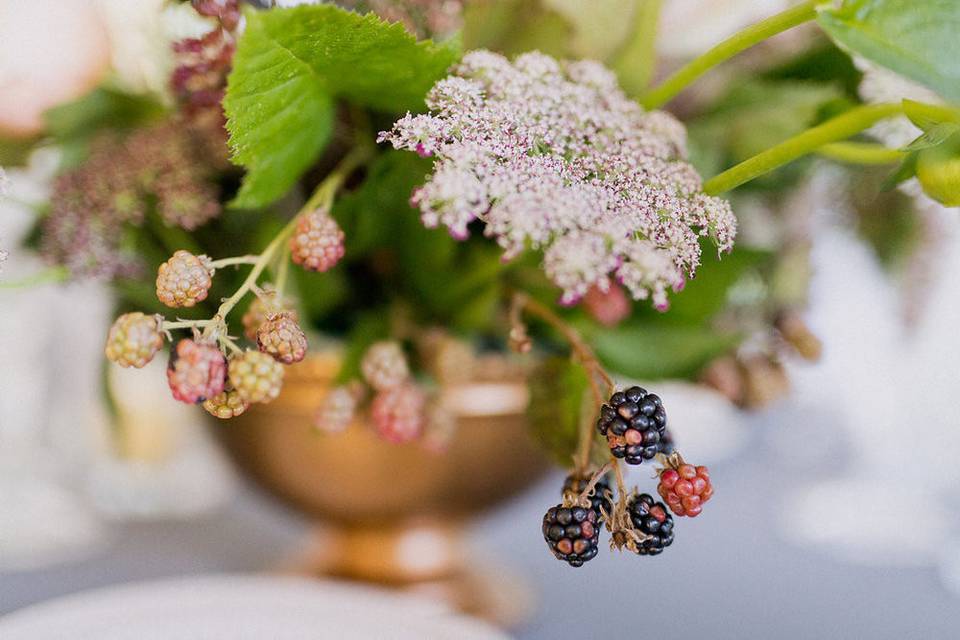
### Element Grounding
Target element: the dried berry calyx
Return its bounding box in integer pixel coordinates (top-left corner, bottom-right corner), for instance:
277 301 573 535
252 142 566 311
562 472 613 522
596 386 668 465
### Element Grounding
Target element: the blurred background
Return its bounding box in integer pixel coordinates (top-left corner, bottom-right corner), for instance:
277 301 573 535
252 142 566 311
2 0 959 638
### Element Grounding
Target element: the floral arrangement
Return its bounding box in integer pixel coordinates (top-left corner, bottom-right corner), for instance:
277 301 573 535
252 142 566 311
3 0 958 566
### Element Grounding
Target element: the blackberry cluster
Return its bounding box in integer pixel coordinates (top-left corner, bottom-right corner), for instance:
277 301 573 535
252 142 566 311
562 473 613 521
542 505 600 567
596 386 668 464
659 428 675 455
627 493 674 556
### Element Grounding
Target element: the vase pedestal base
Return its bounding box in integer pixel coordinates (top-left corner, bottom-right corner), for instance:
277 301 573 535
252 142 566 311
283 520 535 628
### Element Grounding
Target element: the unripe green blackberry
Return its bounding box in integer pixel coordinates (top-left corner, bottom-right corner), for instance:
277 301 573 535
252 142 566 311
203 388 250 419
105 312 163 368
313 384 359 433
229 350 284 404
361 341 410 391
156 250 214 308
241 286 296 341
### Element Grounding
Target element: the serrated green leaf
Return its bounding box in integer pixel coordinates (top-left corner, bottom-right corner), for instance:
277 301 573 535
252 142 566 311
816 0 960 102
224 5 460 208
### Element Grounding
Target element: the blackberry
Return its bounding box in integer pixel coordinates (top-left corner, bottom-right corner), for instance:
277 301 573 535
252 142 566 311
596 386 668 464
627 493 674 556
541 504 600 567
562 473 613 521
659 428 675 455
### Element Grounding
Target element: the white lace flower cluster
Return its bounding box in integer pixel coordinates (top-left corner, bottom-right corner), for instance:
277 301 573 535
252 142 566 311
379 50 736 309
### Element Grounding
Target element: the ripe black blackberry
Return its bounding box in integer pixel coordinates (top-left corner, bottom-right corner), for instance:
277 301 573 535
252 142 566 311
563 473 614 520
596 386 668 464
659 428 675 455
627 493 674 556
542 504 600 567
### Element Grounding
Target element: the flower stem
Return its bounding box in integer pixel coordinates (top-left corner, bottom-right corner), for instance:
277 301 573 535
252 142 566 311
703 103 904 194
816 141 906 165
640 0 819 110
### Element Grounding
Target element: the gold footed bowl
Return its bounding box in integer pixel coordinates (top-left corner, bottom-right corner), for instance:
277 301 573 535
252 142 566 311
214 353 551 626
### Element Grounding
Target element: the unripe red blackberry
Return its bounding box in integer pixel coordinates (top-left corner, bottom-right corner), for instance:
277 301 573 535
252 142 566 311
596 386 667 464
562 473 613 521
156 250 214 308
313 384 359 433
370 384 425 443
627 493 674 555
105 312 163 368
542 504 600 567
658 462 713 518
361 341 410 391
289 208 345 273
203 388 250 419
583 283 630 327
229 350 284 404
256 312 307 364
167 338 226 404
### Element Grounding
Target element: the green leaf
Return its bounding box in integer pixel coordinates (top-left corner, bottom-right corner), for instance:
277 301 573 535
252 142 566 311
224 5 459 208
900 122 960 152
44 87 165 141
527 357 590 466
881 150 919 190
592 325 740 380
816 0 960 102
902 99 960 131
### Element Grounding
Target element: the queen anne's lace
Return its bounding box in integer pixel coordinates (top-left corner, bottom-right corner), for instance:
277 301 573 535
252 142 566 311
380 51 736 309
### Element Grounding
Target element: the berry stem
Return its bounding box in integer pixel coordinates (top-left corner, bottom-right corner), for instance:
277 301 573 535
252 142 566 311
512 292 615 472
161 319 214 331
640 0 818 109
703 103 904 194
210 255 260 269
577 461 613 504
209 145 371 325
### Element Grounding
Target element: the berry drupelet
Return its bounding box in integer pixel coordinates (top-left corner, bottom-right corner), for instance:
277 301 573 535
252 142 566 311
627 493 674 556
542 504 600 567
596 386 668 465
